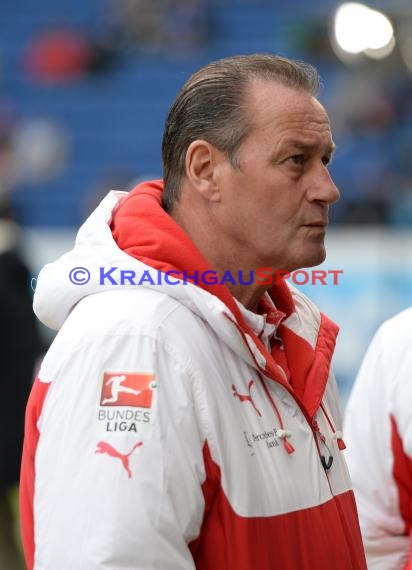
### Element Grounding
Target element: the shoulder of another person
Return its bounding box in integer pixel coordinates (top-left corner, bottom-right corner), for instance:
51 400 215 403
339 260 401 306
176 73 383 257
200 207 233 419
379 306 412 347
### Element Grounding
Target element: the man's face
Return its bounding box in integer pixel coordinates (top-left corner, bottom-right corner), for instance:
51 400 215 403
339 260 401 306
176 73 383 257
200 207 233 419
213 79 340 273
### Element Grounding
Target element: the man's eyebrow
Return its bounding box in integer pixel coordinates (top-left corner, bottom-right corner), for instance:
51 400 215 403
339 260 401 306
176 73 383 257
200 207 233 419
284 140 337 154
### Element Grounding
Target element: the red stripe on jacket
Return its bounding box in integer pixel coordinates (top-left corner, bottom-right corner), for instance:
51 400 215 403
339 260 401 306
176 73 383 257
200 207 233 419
20 378 51 570
189 442 366 570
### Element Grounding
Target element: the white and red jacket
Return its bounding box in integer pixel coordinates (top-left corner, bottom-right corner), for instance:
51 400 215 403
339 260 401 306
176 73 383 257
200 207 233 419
21 180 366 569
345 308 412 569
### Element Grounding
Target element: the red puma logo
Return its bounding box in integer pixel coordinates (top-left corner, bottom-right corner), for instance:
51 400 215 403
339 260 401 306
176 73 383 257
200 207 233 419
232 379 262 417
95 441 143 478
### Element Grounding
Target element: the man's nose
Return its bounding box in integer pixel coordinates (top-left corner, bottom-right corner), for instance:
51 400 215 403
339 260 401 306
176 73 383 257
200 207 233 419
309 166 340 205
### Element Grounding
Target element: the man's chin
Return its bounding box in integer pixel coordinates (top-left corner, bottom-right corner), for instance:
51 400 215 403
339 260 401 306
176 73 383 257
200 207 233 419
294 247 327 271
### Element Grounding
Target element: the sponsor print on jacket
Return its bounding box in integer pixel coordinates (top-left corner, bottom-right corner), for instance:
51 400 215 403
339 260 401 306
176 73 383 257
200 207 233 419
96 371 157 437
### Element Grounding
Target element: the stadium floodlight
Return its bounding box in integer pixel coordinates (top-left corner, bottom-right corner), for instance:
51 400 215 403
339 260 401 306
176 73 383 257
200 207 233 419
334 2 394 59
364 35 396 59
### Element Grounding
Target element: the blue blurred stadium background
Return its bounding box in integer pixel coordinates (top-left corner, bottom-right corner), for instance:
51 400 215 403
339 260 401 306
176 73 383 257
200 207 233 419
2 0 412 402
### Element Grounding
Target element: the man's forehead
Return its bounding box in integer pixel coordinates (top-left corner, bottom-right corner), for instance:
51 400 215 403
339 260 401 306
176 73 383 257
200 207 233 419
246 79 330 126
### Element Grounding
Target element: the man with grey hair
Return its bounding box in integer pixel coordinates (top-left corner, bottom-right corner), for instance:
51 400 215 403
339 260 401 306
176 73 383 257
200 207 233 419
21 54 366 569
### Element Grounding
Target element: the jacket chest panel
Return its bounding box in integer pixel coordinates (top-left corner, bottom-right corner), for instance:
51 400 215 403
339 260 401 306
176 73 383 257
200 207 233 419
202 367 352 517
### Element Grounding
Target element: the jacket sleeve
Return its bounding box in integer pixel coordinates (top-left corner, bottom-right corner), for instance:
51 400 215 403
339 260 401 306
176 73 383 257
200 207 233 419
25 328 208 569
344 324 412 569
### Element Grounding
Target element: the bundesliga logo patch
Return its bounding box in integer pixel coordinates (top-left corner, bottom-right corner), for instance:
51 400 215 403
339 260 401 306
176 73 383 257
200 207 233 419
100 372 156 407
96 371 157 437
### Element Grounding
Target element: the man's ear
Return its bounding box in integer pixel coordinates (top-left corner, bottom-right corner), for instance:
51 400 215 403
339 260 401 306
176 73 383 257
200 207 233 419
185 140 222 202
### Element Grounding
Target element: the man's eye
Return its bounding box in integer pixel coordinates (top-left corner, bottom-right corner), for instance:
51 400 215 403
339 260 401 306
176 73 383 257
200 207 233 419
289 155 305 166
